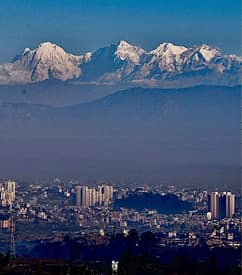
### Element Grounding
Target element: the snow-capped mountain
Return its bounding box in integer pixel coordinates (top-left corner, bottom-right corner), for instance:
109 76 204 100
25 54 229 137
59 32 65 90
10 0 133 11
79 40 147 83
0 40 241 86
149 42 188 72
0 42 89 84
130 43 241 85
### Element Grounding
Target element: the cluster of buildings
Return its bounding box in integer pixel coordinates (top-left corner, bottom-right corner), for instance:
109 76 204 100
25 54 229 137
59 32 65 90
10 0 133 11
0 178 240 250
208 192 235 220
76 184 113 208
0 180 16 229
0 180 16 208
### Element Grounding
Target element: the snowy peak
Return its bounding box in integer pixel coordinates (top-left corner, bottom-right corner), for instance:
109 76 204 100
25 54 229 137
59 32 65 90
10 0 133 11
34 42 68 62
147 43 188 73
151 42 188 56
116 40 132 48
36 41 59 50
6 41 84 83
22 47 31 56
21 41 82 65
177 45 222 73
0 40 241 86
194 44 221 62
77 40 147 82
114 40 146 64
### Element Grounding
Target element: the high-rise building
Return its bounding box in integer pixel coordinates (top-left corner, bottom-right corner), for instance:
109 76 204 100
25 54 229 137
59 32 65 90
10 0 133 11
75 186 82 208
104 185 113 202
7 180 16 204
76 184 113 208
0 180 16 207
226 192 235 218
208 192 219 219
79 186 90 208
208 192 235 220
97 184 113 206
98 185 104 206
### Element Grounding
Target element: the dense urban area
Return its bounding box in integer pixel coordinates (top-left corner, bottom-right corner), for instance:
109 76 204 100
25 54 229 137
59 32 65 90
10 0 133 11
0 178 240 274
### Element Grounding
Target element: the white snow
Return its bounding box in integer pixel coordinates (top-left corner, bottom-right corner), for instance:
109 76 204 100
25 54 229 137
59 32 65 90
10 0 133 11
198 44 219 62
0 40 240 85
22 48 31 56
150 42 188 56
115 40 145 64
148 43 188 72
3 41 83 82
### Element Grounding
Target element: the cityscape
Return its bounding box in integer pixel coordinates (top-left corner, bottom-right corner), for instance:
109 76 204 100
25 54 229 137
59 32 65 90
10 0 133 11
0 179 240 257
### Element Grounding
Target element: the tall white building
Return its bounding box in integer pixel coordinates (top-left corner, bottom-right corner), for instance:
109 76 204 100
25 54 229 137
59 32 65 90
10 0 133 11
225 192 235 218
7 180 16 203
76 184 113 208
75 186 82 208
208 192 219 219
76 186 90 208
0 180 16 207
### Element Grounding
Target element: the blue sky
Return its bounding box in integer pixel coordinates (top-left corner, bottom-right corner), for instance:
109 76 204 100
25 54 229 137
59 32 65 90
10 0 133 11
0 0 240 61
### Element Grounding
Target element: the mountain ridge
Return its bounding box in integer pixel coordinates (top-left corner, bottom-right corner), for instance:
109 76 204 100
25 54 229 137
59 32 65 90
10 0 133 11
0 40 241 87
0 85 239 185
0 85 239 121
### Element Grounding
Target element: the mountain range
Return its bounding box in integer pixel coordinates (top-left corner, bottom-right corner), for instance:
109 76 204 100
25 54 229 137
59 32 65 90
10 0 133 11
0 40 241 87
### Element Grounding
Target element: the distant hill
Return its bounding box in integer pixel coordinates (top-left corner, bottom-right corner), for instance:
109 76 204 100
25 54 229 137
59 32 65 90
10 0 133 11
0 85 240 187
